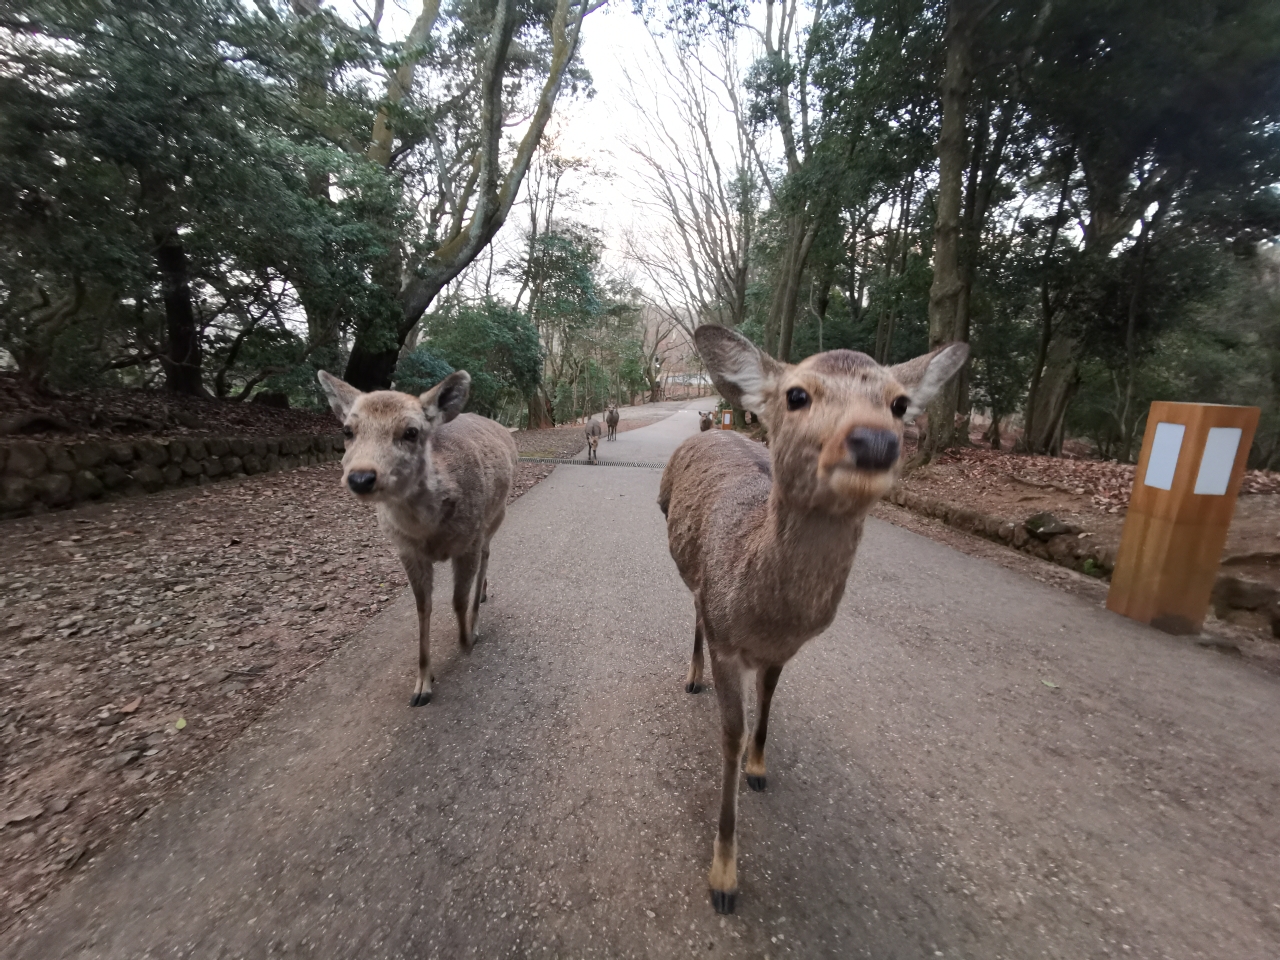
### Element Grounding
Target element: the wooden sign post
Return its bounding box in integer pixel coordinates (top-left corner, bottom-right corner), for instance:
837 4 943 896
1107 402 1259 634
720 410 733 430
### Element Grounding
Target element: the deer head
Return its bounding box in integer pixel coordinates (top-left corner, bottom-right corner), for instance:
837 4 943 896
317 369 471 501
694 325 968 514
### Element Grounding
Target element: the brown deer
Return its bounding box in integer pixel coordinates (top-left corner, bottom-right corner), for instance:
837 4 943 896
585 417 602 462
659 325 968 914
317 369 518 707
605 404 620 441
699 411 714 432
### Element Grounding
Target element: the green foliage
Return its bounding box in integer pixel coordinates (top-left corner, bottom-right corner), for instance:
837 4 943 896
419 300 543 419
392 347 456 398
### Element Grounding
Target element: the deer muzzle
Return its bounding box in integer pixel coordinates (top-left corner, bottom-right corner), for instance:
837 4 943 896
347 469 377 495
846 427 899 472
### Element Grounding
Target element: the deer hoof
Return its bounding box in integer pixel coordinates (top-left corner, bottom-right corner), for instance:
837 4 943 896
685 681 703 694
746 774 767 792
710 889 737 915
410 691 432 707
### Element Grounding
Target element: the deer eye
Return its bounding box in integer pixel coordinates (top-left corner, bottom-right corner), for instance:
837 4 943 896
402 427 420 443
891 396 910 418
342 426 354 440
786 387 810 411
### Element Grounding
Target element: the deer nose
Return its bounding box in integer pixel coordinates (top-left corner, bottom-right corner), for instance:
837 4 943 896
347 470 377 494
847 428 899 471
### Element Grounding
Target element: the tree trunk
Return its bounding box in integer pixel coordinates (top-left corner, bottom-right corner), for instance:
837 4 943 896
769 217 817 362
155 231 206 397
1023 335 1079 455
919 1 980 461
526 385 554 428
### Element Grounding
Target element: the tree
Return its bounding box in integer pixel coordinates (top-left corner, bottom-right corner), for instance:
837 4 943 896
317 0 607 391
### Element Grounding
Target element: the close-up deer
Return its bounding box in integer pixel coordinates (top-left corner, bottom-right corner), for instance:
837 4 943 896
317 369 518 707
659 325 968 914
606 404 619 440
585 416 602 462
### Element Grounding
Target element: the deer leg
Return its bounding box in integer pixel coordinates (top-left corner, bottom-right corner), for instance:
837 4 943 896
472 539 491 627
452 550 481 652
406 561 434 707
685 603 706 694
745 665 782 791
708 650 746 914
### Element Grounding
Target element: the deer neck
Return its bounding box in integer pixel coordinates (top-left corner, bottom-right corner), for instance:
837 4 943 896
739 487 870 627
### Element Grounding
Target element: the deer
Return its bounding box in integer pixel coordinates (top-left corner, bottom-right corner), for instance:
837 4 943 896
585 417 602 463
606 404 620 441
699 411 714 432
317 369 518 707
658 325 968 914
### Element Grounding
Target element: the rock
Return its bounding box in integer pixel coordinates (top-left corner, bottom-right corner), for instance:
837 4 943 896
166 440 188 462
310 601 327 611
5 441 48 479
2 802 44 826
180 457 203 477
48 797 73 814
97 712 124 727
204 458 224 478
0 476 35 512
45 443 76 473
208 438 230 457
72 470 105 500
97 462 129 490
163 464 183 486
134 440 168 467
241 454 263 475
129 463 165 493
222 456 242 475
33 472 73 506
1211 575 1278 615
186 439 208 461
1024 512 1074 540
229 438 251 457
71 442 107 469
107 441 135 464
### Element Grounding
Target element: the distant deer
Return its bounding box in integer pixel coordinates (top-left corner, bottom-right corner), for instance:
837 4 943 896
659 325 967 914
699 411 714 432
317 369 518 707
605 404 619 441
585 417 602 462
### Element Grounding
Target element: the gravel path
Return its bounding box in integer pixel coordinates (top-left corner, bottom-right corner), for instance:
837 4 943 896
5 406 1280 959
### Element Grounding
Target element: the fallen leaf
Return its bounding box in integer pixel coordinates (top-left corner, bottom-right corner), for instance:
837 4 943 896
1041 680 1060 689
174 717 187 730
120 696 142 714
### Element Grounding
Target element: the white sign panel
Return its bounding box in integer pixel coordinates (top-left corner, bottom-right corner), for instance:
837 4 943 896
1143 421 1185 491
1193 427 1243 496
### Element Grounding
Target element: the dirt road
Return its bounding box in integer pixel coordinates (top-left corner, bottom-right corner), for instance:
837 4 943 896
5 407 1280 959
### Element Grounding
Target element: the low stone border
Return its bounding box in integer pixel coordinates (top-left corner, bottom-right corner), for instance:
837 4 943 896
886 486 1280 637
0 434 343 519
887 487 1118 575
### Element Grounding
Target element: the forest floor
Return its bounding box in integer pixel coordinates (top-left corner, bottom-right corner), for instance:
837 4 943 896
0 398 681 933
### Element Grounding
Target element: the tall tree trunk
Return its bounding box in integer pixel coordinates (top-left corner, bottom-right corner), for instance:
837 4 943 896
1024 335 1079 455
771 219 818 361
155 231 206 397
919 1 981 461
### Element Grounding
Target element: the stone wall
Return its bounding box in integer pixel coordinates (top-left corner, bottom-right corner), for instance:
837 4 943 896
0 433 343 519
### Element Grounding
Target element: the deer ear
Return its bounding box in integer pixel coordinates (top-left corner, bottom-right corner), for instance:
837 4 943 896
420 371 471 424
317 370 361 420
694 325 784 417
888 342 970 422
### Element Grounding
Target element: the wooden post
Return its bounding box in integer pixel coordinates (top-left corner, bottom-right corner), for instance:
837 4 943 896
1107 402 1259 634
720 410 733 430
